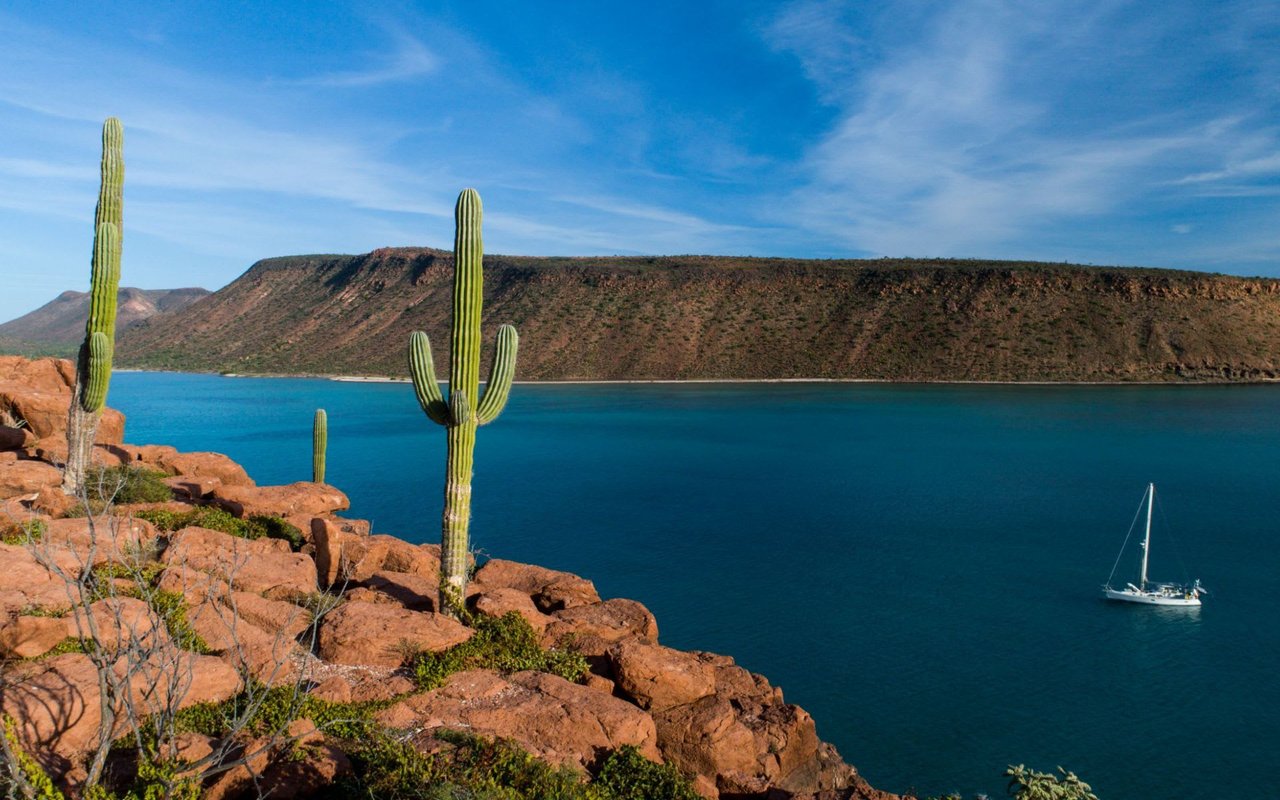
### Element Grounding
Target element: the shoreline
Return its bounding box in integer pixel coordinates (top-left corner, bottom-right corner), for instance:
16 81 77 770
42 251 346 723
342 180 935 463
112 368 1280 387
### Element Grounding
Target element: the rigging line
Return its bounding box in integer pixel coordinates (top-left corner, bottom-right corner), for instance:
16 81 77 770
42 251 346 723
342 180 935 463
1107 489 1146 586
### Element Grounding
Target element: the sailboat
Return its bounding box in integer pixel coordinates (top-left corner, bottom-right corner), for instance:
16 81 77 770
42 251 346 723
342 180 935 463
1103 483 1204 607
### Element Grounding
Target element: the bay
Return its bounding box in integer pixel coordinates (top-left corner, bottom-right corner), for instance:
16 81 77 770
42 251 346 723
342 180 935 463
110 372 1280 799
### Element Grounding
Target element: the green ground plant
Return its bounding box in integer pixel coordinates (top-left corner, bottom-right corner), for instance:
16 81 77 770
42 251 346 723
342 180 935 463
407 612 587 691
135 506 304 550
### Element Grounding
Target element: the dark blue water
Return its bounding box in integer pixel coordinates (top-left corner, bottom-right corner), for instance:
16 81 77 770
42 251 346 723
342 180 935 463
110 373 1280 799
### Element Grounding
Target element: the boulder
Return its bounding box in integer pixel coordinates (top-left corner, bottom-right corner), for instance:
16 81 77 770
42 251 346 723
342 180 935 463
0 543 76 615
312 522 436 587
211 482 348 519
543 598 659 647
317 600 471 667
44 516 157 567
161 526 317 600
472 559 600 610
376 669 660 771
0 615 70 659
66 597 160 652
0 357 73 393
359 571 438 611
229 592 313 640
0 458 63 499
471 587 553 634
653 695 821 798
162 475 223 501
157 451 254 488
30 485 78 518
1 652 239 774
0 384 68 439
186 601 302 686
609 639 716 712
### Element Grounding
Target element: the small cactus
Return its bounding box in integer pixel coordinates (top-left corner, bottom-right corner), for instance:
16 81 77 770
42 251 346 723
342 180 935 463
313 409 327 484
409 188 519 617
64 119 124 495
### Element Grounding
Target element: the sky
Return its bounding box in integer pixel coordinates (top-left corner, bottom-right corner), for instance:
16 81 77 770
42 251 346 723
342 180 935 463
1 0 1278 321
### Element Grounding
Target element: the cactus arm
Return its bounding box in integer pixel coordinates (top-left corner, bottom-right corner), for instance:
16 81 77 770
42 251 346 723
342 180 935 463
476 324 519 425
313 409 327 484
449 388 471 427
81 332 112 412
409 331 450 425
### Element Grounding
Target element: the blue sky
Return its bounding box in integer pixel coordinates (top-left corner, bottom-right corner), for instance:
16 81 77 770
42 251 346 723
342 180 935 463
1 0 1278 321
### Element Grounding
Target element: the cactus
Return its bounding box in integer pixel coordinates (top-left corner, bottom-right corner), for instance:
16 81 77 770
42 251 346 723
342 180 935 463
63 118 124 495
313 409 328 484
409 188 519 617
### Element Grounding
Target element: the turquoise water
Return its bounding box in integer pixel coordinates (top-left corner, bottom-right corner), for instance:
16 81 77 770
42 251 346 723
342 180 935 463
110 373 1280 799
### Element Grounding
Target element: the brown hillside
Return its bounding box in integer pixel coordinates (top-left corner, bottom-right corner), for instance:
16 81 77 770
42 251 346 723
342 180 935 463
0 287 210 355
116 249 1280 381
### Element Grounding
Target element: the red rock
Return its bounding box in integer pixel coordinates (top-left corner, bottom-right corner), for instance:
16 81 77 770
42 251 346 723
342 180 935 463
375 669 660 772
161 526 317 600
44 515 157 566
350 673 415 703
0 383 68 439
211 482 347 519
162 475 222 501
472 587 553 633
308 675 353 703
313 522 436 587
31 485 77 518
653 694 821 797
610 638 716 712
157 451 254 488
0 543 76 615
544 598 659 647
317 600 471 667
360 570 437 611
96 409 125 445
187 601 302 686
1 651 239 771
229 592 313 640
66 597 159 652
0 357 73 393
0 615 70 659
472 559 600 610
0 458 62 499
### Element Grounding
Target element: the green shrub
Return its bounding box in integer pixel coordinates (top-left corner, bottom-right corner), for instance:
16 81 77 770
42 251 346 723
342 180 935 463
83 465 174 509
136 507 304 550
1004 765 1098 800
409 613 588 691
0 518 46 545
593 745 699 800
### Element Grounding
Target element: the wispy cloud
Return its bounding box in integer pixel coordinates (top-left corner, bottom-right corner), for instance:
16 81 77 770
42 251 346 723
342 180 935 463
283 29 439 88
763 0 1280 264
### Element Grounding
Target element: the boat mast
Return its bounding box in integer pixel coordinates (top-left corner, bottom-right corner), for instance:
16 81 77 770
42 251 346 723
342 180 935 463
1140 483 1154 589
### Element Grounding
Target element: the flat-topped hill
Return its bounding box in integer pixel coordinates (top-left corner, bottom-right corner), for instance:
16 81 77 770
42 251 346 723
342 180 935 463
116 249 1280 381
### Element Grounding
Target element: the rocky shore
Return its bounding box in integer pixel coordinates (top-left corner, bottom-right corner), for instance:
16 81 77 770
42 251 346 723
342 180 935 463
0 354 903 799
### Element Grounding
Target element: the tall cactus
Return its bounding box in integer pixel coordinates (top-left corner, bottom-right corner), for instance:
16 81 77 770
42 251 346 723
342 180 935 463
63 118 124 495
313 409 328 484
409 188 519 617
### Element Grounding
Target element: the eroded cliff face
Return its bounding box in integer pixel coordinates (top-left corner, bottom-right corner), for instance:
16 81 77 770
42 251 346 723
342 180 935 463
115 249 1280 382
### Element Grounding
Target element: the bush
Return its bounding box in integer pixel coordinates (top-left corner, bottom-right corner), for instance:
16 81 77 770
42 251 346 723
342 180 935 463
594 745 700 800
0 518 46 545
408 613 588 691
135 507 304 550
83 465 174 509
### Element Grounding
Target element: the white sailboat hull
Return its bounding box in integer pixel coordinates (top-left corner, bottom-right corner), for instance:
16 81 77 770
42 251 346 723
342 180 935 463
1103 586 1201 606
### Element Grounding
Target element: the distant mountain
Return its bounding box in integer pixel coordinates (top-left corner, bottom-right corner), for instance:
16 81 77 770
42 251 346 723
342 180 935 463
113 248 1280 382
0 287 211 356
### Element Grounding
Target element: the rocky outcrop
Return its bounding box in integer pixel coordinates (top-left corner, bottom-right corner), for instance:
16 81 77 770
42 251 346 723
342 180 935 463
375 669 661 771
0 355 901 800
